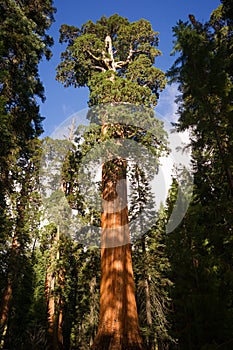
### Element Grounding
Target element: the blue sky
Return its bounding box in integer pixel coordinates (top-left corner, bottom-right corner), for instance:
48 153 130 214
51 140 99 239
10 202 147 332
39 0 221 136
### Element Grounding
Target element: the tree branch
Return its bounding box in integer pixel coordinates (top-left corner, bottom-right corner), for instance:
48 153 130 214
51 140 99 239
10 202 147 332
115 46 135 69
93 66 106 72
86 50 102 62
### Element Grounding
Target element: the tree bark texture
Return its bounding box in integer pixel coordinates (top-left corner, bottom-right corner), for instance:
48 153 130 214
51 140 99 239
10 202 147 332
45 227 64 350
142 238 154 349
0 278 12 346
0 233 20 347
92 159 144 350
45 264 56 346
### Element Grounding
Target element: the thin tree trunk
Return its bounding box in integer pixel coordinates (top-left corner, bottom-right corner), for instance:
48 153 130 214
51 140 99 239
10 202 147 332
0 231 20 347
45 266 56 345
145 277 153 348
57 292 64 350
56 227 64 350
92 158 144 350
89 276 98 347
45 226 64 350
0 278 12 347
141 237 154 350
214 128 233 197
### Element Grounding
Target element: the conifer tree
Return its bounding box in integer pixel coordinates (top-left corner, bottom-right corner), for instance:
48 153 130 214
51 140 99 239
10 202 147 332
57 14 167 350
167 2 233 348
129 166 172 349
0 0 55 346
39 137 77 350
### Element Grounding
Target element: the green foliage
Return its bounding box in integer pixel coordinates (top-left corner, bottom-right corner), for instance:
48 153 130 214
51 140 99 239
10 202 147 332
70 247 100 349
56 14 166 107
167 4 233 349
133 208 173 349
0 1 55 348
221 0 233 22
0 0 55 140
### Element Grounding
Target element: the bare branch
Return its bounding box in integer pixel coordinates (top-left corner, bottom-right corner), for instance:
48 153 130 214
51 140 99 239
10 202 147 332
86 50 102 62
126 47 135 62
93 66 106 72
105 36 114 61
115 60 128 69
115 46 135 69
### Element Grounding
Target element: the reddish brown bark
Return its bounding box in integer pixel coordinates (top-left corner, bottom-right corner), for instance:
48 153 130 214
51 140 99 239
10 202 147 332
57 295 64 349
0 278 12 343
92 159 144 350
45 266 55 340
45 269 64 350
0 234 20 345
45 227 64 350
57 267 65 350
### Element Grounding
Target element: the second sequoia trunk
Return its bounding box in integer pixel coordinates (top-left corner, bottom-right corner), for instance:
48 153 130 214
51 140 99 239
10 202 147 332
92 159 144 350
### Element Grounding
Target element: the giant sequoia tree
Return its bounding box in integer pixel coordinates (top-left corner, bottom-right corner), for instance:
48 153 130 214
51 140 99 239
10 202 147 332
56 14 167 349
0 0 55 347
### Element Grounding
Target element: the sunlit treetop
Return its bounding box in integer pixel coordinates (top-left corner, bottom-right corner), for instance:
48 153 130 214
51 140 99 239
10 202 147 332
56 14 166 107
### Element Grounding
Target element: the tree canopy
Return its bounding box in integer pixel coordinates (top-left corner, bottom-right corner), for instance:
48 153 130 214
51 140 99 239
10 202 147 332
56 14 166 107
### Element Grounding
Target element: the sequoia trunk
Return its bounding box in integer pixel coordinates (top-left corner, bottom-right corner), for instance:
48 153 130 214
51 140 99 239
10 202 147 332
92 159 144 350
0 232 20 347
0 278 12 346
45 227 64 350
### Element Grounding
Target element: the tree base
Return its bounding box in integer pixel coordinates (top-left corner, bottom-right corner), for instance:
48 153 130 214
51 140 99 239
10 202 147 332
91 333 145 350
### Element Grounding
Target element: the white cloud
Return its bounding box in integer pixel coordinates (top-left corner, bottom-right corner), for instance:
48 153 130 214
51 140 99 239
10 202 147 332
152 84 193 214
156 84 179 122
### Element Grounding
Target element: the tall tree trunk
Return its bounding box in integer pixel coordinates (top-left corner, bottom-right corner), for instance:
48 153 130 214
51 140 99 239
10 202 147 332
0 278 12 347
57 265 64 350
45 264 56 347
92 159 144 350
57 291 64 350
214 127 233 197
45 226 64 350
0 225 21 347
89 276 98 347
142 238 153 349
144 276 154 349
